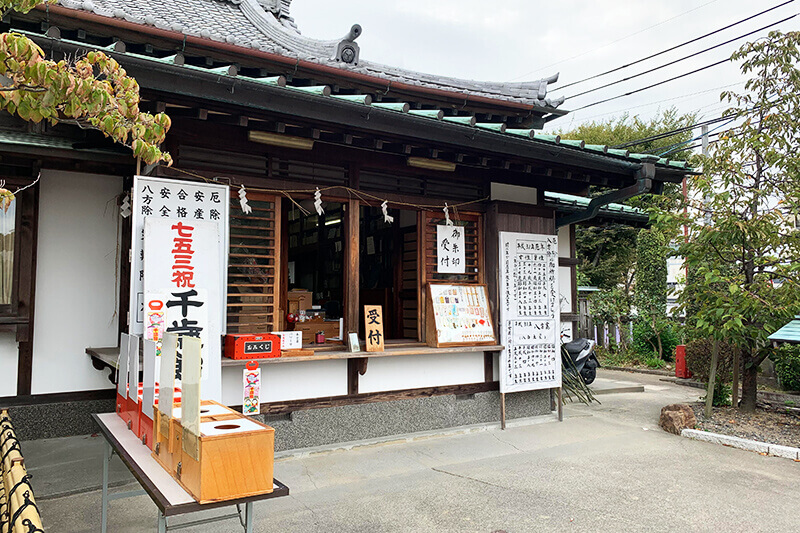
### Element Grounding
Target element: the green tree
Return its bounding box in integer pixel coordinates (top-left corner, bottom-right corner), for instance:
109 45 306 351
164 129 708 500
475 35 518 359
663 30 800 412
589 287 631 351
560 108 697 291
0 1 172 166
633 228 671 359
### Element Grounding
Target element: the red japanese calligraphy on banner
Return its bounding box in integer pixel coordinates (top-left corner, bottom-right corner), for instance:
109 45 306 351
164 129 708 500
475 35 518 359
144 217 222 401
171 222 196 288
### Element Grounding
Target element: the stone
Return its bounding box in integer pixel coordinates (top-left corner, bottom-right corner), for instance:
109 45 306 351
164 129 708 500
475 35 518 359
659 404 697 435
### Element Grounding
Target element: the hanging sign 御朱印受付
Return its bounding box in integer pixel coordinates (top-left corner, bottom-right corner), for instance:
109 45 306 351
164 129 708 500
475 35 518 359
437 225 466 274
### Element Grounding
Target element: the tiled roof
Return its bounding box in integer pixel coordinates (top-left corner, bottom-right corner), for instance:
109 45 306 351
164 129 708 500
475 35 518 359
56 0 563 109
15 23 698 177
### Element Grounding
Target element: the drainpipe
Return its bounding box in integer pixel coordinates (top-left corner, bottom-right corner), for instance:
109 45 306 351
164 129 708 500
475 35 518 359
556 162 658 228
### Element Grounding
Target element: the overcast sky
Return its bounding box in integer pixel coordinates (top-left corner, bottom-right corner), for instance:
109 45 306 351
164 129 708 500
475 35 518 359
290 0 797 136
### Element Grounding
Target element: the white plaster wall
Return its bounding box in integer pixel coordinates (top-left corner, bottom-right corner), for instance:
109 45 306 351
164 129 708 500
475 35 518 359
557 225 571 258
0 333 18 396
359 352 485 393
221 360 347 405
31 171 122 394
559 266 573 313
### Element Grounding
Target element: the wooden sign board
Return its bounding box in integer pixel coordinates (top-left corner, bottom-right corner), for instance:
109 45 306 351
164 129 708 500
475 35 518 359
363 305 385 352
426 283 496 348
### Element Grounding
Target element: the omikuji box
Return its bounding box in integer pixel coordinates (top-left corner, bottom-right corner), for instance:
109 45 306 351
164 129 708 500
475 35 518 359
152 399 231 474
224 333 281 360
176 414 275 503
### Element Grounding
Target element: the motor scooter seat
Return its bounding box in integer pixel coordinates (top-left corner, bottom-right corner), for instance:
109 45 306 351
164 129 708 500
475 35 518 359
564 339 590 355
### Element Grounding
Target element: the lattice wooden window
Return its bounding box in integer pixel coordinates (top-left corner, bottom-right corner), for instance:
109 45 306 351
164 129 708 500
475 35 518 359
421 211 484 285
226 191 281 334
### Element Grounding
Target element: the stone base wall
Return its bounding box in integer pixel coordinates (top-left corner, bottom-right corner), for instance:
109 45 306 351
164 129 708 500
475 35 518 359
11 389 552 449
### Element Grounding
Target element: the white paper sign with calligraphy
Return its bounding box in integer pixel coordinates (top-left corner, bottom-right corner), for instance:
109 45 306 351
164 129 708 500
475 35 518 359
131 176 229 336
144 217 222 401
499 232 561 393
436 225 466 274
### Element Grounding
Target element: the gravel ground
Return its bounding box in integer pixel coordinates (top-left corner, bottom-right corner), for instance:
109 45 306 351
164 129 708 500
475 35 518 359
691 402 800 449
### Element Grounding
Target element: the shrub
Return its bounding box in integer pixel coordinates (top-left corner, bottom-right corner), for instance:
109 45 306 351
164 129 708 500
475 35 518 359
644 356 666 369
702 382 732 406
771 344 800 392
632 318 680 361
685 338 740 383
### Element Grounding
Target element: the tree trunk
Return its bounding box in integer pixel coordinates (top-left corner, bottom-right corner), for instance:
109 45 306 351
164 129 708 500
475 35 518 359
740 363 758 412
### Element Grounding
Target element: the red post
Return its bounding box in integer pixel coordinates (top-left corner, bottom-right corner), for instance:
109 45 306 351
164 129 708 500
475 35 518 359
675 345 692 379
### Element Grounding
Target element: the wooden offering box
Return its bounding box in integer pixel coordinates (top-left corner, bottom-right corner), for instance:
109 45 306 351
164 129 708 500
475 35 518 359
177 415 275 503
152 400 234 475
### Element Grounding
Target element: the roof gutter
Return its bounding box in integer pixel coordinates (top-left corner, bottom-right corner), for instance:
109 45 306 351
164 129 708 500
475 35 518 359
35 5 567 117
555 162 657 228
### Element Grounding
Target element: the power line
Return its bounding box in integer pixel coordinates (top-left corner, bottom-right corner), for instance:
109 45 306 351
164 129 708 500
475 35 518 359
555 0 795 91
571 58 733 112
655 117 737 156
611 92 781 149
561 13 796 100
564 81 744 125
610 114 739 149
508 0 721 81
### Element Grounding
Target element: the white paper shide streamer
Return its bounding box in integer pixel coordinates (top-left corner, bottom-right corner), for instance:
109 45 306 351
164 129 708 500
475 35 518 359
314 187 324 216
238 184 252 214
443 203 453 226
120 193 131 218
381 201 394 224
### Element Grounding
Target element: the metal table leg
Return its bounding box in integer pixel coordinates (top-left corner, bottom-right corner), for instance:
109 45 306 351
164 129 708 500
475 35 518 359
245 501 254 533
158 512 167 533
101 441 112 533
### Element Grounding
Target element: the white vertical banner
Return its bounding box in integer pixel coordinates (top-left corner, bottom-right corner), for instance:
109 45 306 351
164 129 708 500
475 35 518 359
499 232 561 393
142 339 158 421
117 333 130 398
126 334 140 404
144 217 222 401
436 225 466 273
131 176 229 336
157 333 178 418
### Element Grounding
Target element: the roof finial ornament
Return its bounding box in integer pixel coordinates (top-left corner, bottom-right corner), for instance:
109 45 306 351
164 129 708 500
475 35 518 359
334 24 361 65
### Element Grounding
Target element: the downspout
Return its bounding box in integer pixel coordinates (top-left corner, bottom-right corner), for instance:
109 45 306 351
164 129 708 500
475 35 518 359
556 161 658 228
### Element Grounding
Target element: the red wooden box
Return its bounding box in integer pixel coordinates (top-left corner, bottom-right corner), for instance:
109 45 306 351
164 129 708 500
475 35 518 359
224 333 281 360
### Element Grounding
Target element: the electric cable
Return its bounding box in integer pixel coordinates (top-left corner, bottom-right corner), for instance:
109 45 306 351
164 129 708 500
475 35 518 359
508 0 721 80
610 113 743 149
562 13 796 100
566 81 744 125
571 58 736 112
555 0 795 91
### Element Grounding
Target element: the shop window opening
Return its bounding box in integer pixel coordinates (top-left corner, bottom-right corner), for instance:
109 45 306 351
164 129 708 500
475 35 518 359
359 205 418 340
285 198 344 345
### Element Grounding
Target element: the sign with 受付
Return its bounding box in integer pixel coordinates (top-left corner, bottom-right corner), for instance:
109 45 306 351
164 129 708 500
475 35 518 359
498 232 560 393
436 225 466 274
131 176 229 336
144 217 222 401
363 305 384 352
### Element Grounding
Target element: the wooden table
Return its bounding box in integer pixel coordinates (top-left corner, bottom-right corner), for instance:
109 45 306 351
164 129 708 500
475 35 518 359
92 413 289 532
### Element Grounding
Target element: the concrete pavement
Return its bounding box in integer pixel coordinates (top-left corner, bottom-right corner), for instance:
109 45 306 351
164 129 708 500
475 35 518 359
23 370 800 532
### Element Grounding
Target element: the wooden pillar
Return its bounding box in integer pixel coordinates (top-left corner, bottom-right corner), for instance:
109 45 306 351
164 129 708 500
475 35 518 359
345 198 360 395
